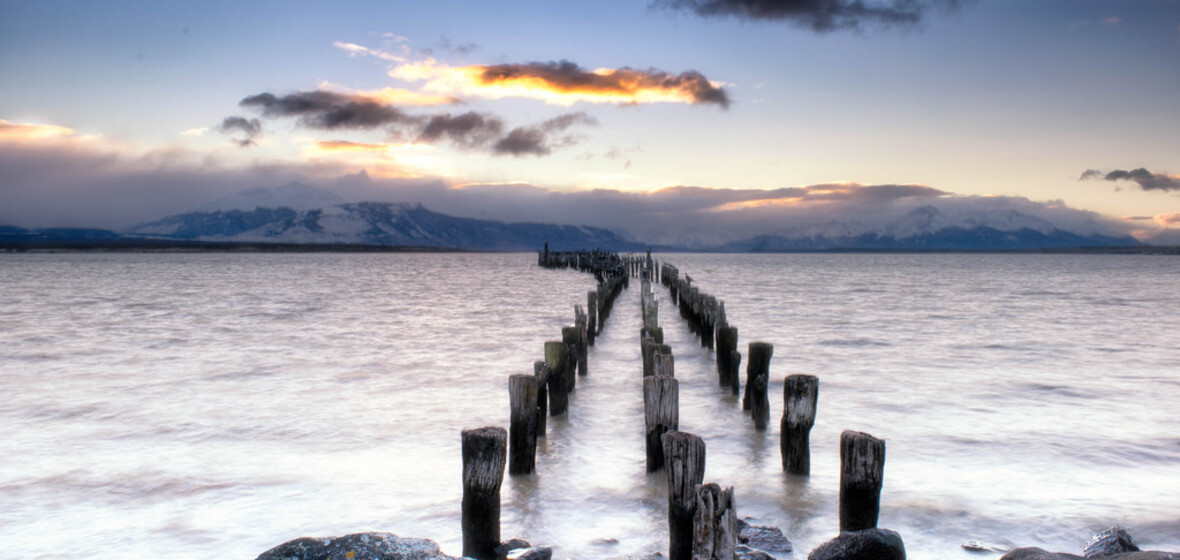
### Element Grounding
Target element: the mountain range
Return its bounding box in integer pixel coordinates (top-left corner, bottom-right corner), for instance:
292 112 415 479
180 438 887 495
0 191 1147 252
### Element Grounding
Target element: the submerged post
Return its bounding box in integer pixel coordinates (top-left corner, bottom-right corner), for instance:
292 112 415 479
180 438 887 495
545 341 570 416
533 361 548 435
693 483 737 560
461 426 507 560
663 431 706 560
745 342 773 429
643 376 679 472
781 374 819 475
839 430 886 533
508 375 539 475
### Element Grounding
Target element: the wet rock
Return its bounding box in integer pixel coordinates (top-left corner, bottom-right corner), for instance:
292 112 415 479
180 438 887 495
1085 527 1139 558
507 547 552 560
735 544 775 560
807 528 906 560
495 539 532 558
736 519 793 553
1002 550 1179 560
255 532 459 560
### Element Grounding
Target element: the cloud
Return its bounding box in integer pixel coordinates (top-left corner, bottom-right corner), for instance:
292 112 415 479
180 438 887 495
217 116 262 147
240 91 414 130
314 140 395 152
0 119 77 140
493 112 598 157
417 112 504 148
653 0 971 32
1081 167 1180 192
392 59 729 107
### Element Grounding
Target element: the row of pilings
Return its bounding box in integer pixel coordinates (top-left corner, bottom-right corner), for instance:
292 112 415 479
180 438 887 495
653 257 891 554
460 248 628 560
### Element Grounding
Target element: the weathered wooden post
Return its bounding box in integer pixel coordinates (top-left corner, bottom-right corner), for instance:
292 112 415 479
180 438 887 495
587 291 599 345
728 351 741 396
641 326 664 345
715 326 738 388
781 374 819 475
743 342 773 430
839 430 886 533
693 483 736 560
562 326 580 389
533 361 548 435
508 375 539 475
643 376 679 472
743 342 773 412
461 426 507 560
653 350 675 378
663 431 706 560
545 341 570 416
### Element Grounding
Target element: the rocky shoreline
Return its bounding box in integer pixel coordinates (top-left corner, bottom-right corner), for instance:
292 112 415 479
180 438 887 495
254 524 1178 560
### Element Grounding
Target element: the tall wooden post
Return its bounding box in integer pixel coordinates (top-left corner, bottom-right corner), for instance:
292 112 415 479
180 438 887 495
643 376 679 472
533 361 548 436
744 342 773 429
743 342 773 412
728 351 741 396
693 483 736 560
544 341 570 416
508 375 539 476
781 374 819 475
663 431 706 560
462 426 507 560
716 326 738 388
839 430 886 533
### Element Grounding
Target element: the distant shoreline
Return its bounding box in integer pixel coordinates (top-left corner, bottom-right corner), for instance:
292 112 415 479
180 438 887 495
2 240 1177 255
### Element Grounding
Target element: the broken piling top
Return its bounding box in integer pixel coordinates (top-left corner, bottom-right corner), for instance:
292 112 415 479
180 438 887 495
782 374 820 475
461 426 507 560
663 430 707 560
839 430 886 533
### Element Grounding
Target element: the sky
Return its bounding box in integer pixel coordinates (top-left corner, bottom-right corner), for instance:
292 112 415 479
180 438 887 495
1 0 1178 244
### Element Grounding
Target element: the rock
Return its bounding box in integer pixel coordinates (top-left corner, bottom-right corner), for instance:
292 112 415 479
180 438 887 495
255 532 460 560
807 528 906 560
507 547 552 560
737 521 792 553
1085 527 1139 558
1001 549 1179 560
495 539 532 558
735 545 775 560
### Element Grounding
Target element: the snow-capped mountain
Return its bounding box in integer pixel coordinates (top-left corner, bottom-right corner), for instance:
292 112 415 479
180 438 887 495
127 201 641 251
720 206 1140 251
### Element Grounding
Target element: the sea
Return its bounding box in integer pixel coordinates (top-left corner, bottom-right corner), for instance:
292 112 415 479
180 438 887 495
2 252 1178 560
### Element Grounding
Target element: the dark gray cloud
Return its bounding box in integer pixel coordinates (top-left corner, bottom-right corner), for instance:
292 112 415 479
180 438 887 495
1081 167 1180 192
240 91 413 130
493 112 598 157
217 116 262 147
480 60 730 108
417 112 504 148
654 0 970 32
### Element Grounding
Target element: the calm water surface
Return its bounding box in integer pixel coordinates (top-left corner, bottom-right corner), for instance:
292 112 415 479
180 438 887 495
1 252 1177 559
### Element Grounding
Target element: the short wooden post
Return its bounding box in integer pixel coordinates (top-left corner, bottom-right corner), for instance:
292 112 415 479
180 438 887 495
533 361 548 435
716 326 738 388
663 431 706 560
693 483 736 560
743 342 773 412
728 351 741 396
575 305 589 376
839 430 886 533
508 375 539 476
461 426 507 560
653 350 675 378
545 341 570 416
643 376 679 472
781 374 819 475
642 340 659 377
587 291 598 345
562 326 580 390
641 326 664 344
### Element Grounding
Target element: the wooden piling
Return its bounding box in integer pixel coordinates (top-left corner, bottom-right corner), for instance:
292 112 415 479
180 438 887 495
641 326 664 344
715 326 738 388
839 430 886 533
781 374 819 475
663 431 706 560
693 483 736 560
533 361 548 435
562 326 580 389
544 341 570 416
508 375 539 475
653 350 675 378
728 351 741 396
587 291 598 345
461 426 507 560
744 342 773 430
643 376 679 472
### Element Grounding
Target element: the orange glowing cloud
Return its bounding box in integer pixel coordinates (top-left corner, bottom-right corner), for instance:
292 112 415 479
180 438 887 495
0 119 77 141
318 82 458 106
391 59 729 107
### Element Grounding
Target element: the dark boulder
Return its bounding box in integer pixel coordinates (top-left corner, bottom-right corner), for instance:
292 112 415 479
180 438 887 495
737 519 793 553
255 533 459 560
1085 527 1139 558
1002 550 1179 560
807 528 905 560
